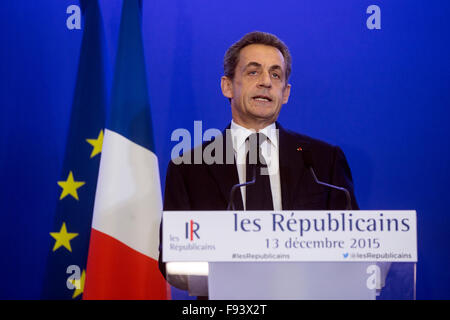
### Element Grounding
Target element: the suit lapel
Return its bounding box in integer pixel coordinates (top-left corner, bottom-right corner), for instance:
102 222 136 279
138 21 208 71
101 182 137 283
277 122 308 210
206 125 244 210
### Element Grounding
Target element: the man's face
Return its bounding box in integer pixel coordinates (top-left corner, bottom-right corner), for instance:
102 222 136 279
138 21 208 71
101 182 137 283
221 44 291 130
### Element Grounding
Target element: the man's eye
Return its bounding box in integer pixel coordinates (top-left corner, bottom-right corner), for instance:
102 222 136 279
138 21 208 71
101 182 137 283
248 71 257 75
272 73 281 79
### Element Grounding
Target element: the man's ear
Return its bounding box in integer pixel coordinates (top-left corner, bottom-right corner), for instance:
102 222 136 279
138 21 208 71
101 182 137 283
221 76 233 99
282 83 291 104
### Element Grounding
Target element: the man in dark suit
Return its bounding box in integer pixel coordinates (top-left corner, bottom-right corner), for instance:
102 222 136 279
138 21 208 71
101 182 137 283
159 31 358 289
163 123 358 211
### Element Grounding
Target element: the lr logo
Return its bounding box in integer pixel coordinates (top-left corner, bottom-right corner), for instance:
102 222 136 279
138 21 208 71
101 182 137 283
186 220 200 241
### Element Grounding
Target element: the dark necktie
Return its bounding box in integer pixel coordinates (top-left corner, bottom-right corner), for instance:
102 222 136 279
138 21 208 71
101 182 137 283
245 133 274 210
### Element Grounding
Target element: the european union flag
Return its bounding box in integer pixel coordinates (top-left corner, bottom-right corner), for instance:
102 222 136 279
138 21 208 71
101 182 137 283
41 0 107 299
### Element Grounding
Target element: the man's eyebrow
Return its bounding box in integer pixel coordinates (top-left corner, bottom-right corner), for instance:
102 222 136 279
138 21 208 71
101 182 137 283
243 62 283 71
243 61 262 69
269 65 282 71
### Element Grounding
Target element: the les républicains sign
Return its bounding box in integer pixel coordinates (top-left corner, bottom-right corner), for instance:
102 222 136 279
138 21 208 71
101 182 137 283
162 210 417 263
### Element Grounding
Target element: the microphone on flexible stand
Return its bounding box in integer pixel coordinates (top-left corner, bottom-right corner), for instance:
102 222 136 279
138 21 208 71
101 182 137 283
300 148 352 210
227 166 256 211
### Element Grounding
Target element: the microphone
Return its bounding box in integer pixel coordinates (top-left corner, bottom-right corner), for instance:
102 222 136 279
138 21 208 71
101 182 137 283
227 166 256 211
301 148 352 210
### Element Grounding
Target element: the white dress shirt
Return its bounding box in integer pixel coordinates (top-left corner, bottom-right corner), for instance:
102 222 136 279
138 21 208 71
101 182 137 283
230 120 282 210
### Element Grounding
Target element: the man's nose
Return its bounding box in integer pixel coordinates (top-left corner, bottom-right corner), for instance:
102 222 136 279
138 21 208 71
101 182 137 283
257 71 272 88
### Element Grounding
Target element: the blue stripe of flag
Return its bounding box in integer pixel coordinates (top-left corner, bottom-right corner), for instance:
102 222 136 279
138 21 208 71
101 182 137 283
107 0 155 153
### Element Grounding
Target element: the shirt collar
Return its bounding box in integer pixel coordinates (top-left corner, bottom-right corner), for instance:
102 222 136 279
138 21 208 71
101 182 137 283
230 120 279 152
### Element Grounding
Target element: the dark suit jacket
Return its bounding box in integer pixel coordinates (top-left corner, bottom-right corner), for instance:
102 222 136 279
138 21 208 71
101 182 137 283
158 122 359 280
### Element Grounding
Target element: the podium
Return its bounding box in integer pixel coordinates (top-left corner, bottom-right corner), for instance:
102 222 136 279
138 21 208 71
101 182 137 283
163 210 417 300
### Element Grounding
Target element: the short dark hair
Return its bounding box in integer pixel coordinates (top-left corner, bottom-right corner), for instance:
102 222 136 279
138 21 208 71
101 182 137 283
223 31 292 82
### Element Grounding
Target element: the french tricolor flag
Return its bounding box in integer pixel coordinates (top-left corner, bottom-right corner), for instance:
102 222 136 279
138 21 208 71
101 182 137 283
83 0 169 299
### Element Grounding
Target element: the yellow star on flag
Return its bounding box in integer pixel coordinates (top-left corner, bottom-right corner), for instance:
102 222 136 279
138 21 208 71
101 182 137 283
49 222 79 252
71 269 86 299
57 171 85 200
86 129 104 158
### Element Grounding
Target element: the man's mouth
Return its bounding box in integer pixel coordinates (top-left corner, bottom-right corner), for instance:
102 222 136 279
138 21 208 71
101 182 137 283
252 95 272 102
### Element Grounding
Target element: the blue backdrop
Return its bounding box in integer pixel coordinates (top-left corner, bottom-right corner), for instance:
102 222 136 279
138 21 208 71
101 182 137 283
1 0 449 299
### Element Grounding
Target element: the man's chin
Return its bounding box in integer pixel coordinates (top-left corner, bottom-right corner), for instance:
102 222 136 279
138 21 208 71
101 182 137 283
249 112 278 124
249 106 279 120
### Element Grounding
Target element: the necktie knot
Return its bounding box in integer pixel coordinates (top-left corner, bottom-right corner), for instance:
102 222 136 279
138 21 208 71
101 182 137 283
247 132 268 146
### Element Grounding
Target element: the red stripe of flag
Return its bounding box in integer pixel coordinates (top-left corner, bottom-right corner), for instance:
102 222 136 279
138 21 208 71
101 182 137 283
84 229 169 300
